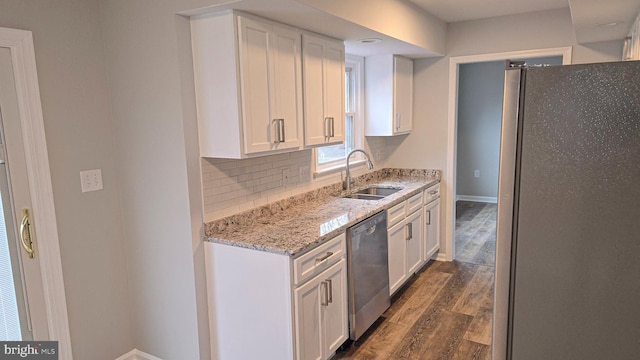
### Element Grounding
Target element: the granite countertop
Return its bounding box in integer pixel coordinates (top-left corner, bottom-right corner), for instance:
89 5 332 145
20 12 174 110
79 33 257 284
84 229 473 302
204 168 441 257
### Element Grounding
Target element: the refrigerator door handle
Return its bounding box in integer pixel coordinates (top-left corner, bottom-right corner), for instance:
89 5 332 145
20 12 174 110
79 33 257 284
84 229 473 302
493 64 524 360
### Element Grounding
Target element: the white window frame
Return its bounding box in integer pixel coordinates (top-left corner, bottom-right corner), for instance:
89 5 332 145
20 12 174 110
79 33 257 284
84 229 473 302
314 54 364 175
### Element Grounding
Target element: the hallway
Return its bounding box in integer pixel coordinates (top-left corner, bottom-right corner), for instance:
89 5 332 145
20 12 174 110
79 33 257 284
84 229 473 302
335 201 497 359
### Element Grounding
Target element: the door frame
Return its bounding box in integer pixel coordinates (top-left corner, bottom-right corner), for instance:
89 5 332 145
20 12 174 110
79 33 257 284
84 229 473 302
444 47 572 262
0 27 72 357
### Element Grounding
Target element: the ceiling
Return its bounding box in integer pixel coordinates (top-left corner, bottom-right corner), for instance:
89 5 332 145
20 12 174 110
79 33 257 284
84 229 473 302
407 0 569 23
408 0 640 43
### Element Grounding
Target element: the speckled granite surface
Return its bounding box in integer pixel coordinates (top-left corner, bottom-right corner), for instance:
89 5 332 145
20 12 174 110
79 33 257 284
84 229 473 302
205 168 441 257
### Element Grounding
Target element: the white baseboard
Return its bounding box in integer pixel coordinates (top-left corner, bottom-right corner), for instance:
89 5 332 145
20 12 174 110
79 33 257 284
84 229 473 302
436 253 449 262
115 349 162 360
456 195 497 203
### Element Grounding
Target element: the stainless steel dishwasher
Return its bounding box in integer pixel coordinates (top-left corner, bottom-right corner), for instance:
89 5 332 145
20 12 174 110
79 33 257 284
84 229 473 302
346 211 390 340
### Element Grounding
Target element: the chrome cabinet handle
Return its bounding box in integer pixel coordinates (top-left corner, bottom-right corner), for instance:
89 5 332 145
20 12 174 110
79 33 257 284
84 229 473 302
273 118 285 143
326 279 333 303
20 208 35 259
315 251 333 263
272 119 280 144
321 281 329 306
406 222 413 240
279 119 285 143
330 117 335 138
426 210 431 225
324 117 331 140
396 113 401 130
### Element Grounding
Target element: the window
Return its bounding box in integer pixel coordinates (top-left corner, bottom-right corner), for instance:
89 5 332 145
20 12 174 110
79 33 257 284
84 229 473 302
315 54 364 173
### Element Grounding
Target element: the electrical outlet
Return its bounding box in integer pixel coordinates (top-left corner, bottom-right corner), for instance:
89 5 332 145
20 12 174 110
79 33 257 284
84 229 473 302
282 168 290 187
80 169 103 192
299 165 310 181
375 149 381 161
474 170 480 178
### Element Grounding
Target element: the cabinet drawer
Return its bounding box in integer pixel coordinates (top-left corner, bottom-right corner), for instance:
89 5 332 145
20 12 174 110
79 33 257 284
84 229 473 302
293 233 345 286
406 192 423 215
424 183 440 205
387 201 406 228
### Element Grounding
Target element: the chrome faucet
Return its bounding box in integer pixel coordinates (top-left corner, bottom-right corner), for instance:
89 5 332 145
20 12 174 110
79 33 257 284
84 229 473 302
343 149 374 191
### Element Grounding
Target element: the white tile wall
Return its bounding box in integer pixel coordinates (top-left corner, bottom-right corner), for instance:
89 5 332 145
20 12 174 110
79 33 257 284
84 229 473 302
201 138 389 222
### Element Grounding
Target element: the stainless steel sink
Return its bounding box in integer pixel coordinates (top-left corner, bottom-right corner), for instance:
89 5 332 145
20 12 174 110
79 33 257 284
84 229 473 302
342 186 402 200
355 187 401 197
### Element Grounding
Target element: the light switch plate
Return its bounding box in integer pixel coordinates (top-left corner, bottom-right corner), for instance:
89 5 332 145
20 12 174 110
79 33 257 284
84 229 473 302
80 169 103 192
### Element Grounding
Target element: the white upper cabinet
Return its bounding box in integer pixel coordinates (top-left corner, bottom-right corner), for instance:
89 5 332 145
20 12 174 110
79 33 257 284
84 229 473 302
302 33 345 147
191 12 303 158
365 55 413 136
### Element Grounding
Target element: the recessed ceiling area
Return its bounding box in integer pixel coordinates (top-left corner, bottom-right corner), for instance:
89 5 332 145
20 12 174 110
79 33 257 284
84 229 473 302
406 0 569 23
408 0 640 43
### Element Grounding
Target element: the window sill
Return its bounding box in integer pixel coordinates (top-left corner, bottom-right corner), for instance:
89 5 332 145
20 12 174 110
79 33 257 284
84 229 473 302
314 159 366 178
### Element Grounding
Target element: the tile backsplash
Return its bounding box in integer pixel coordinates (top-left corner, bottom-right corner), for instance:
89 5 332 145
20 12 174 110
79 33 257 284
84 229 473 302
201 138 388 222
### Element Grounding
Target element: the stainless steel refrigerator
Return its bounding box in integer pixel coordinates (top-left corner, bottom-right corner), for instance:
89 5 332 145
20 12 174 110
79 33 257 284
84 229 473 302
493 60 640 360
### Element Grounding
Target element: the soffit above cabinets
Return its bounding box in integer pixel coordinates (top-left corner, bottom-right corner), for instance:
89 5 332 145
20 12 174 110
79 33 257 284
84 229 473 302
407 0 640 44
180 0 445 58
181 0 640 58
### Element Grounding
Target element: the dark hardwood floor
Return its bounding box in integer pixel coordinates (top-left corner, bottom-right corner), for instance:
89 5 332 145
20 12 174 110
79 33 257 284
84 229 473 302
334 201 496 360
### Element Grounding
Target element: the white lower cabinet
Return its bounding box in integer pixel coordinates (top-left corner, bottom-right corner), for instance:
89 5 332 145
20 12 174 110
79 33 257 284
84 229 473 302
204 233 347 360
387 197 424 295
388 220 408 295
294 259 348 360
406 210 424 275
422 183 441 262
423 197 441 261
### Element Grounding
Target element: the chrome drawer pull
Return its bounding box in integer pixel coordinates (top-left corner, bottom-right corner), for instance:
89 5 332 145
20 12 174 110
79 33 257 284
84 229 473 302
326 279 333 303
315 251 333 263
321 281 328 306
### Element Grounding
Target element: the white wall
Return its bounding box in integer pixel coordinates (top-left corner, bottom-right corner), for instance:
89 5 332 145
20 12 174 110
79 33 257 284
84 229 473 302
0 1 132 359
386 7 623 258
456 56 562 199
98 1 206 358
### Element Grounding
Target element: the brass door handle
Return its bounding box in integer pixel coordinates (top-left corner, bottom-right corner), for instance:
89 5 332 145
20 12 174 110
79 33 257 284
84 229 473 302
20 208 34 258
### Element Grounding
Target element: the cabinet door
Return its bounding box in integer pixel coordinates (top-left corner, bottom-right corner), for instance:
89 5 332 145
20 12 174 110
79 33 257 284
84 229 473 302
323 40 345 145
294 273 324 360
322 259 348 357
424 198 441 261
271 25 303 151
302 34 327 147
238 16 274 154
406 209 423 275
393 56 413 135
388 220 407 295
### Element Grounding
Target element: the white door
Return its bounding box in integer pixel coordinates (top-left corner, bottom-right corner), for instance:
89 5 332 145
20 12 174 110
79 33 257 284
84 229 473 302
294 272 324 360
302 34 327 147
238 16 273 154
424 198 441 261
271 24 303 151
323 40 345 145
0 47 48 341
393 56 413 134
387 219 407 295
322 259 348 356
406 210 423 275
